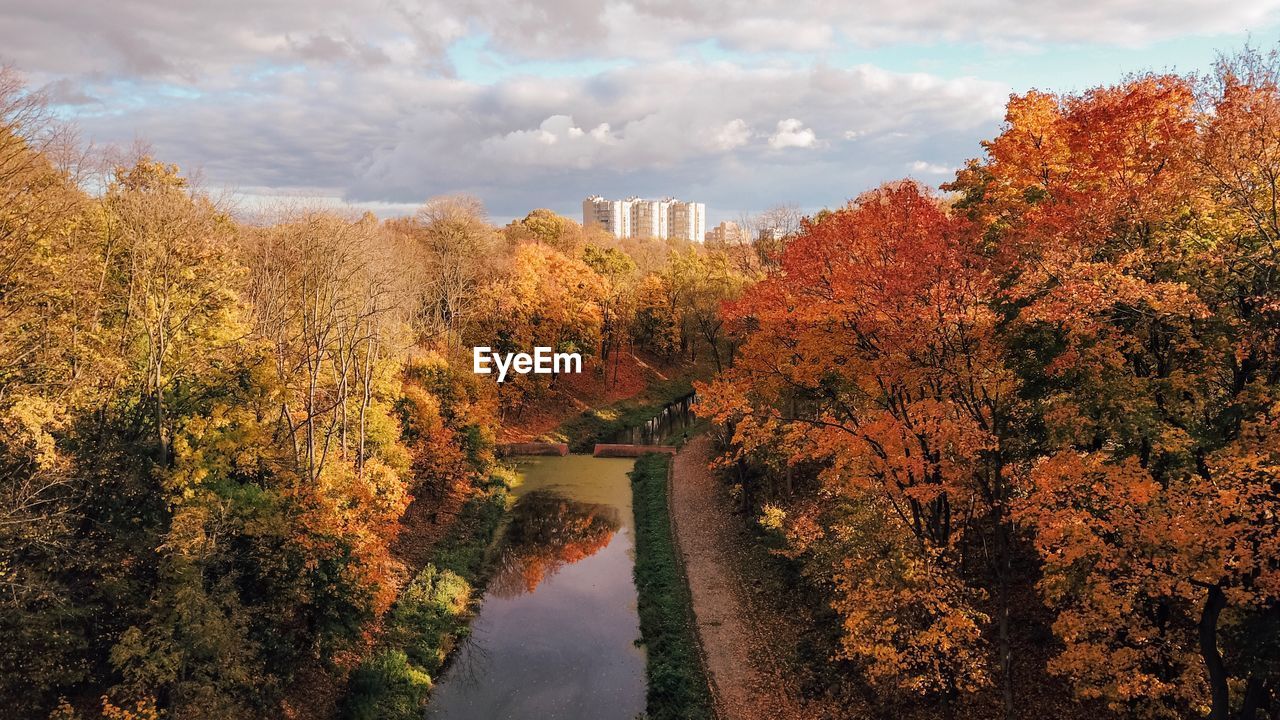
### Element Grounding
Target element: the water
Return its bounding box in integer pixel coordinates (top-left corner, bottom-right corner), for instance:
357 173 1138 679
425 455 646 720
609 392 697 446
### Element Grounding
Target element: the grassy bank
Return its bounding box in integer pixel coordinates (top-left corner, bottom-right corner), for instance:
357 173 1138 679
341 475 509 720
548 376 696 453
630 453 716 720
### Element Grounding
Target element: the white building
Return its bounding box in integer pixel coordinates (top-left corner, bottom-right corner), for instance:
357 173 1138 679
630 198 670 239
582 195 633 238
582 195 705 242
668 200 706 245
705 220 742 245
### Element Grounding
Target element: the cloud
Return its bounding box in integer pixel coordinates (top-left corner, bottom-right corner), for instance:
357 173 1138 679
909 160 955 174
480 115 618 168
40 77 98 105
710 119 752 151
1 0 1276 86
769 119 817 149
4 0 1259 221
49 58 1006 221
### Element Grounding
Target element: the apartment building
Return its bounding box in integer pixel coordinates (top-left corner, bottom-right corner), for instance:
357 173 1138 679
582 195 705 242
582 195 632 238
705 220 742 245
668 200 706 245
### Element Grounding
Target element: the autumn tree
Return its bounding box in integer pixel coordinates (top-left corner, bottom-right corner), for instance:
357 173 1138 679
948 62 1280 718
582 244 639 381
700 184 1022 712
0 68 502 720
469 242 606 413
0 66 99 712
395 195 497 350
663 248 745 371
503 208 585 254
632 272 681 360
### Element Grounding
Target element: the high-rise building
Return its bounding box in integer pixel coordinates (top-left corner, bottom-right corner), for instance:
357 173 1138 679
705 220 742 245
630 198 670 239
582 195 633 238
582 195 705 242
668 200 706 245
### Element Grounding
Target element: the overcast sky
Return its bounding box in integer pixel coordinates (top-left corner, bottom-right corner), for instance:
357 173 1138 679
3 1 1279 224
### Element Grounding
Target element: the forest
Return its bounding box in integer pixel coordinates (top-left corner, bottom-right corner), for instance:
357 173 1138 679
0 61 741 719
698 49 1280 720
1 43 1279 720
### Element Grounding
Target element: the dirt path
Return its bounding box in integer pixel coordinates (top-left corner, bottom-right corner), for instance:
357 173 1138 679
671 436 829 720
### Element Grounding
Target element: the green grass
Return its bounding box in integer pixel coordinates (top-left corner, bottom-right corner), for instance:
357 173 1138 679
630 453 717 720
341 482 508 720
547 377 696 453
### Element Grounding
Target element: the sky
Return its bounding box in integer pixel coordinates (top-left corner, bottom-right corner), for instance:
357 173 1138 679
2 1 1279 225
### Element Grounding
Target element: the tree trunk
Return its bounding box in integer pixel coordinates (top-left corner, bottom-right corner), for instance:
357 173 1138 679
1238 675 1265 720
1199 583 1229 720
998 522 1013 720
154 360 167 464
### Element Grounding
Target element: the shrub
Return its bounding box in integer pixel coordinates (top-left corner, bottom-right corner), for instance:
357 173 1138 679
343 650 432 720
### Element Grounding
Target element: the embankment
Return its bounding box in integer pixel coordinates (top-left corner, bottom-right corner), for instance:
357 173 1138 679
629 453 717 720
340 476 509 720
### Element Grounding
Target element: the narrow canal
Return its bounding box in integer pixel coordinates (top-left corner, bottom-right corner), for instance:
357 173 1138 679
608 391 697 445
425 455 646 720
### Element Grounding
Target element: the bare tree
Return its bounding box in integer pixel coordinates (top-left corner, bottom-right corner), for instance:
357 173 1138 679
242 211 412 483
409 195 497 351
735 203 802 273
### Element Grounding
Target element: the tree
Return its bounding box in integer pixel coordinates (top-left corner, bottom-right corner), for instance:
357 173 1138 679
662 248 745 371
582 244 639 381
700 183 1020 711
398 195 496 350
469 242 606 414
949 65 1280 718
0 68 502 719
105 158 242 463
504 208 583 255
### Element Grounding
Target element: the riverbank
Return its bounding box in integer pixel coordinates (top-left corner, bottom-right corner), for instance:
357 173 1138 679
629 453 717 720
496 351 677 443
548 376 700 452
670 437 849 720
497 350 712 450
341 476 510 720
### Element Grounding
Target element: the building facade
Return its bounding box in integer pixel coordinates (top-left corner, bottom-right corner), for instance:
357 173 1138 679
705 220 742 245
668 200 706 245
582 195 705 242
582 195 632 238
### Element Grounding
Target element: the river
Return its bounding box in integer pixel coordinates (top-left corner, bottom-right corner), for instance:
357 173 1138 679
425 455 647 720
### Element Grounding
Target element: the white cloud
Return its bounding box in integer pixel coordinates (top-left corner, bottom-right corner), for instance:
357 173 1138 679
480 115 617 167
769 118 817 149
0 0 1265 228
57 58 1007 219
710 119 752 151
2 0 1276 87
909 160 955 174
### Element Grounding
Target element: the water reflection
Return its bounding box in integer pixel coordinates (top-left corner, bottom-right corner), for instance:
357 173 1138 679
609 392 697 445
490 491 620 597
426 456 645 720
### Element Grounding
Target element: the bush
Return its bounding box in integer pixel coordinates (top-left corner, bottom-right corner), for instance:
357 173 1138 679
385 565 471 674
341 482 507 720
343 650 432 720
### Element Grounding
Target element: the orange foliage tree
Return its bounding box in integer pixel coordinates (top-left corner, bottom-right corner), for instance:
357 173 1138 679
700 183 1024 708
947 61 1280 718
